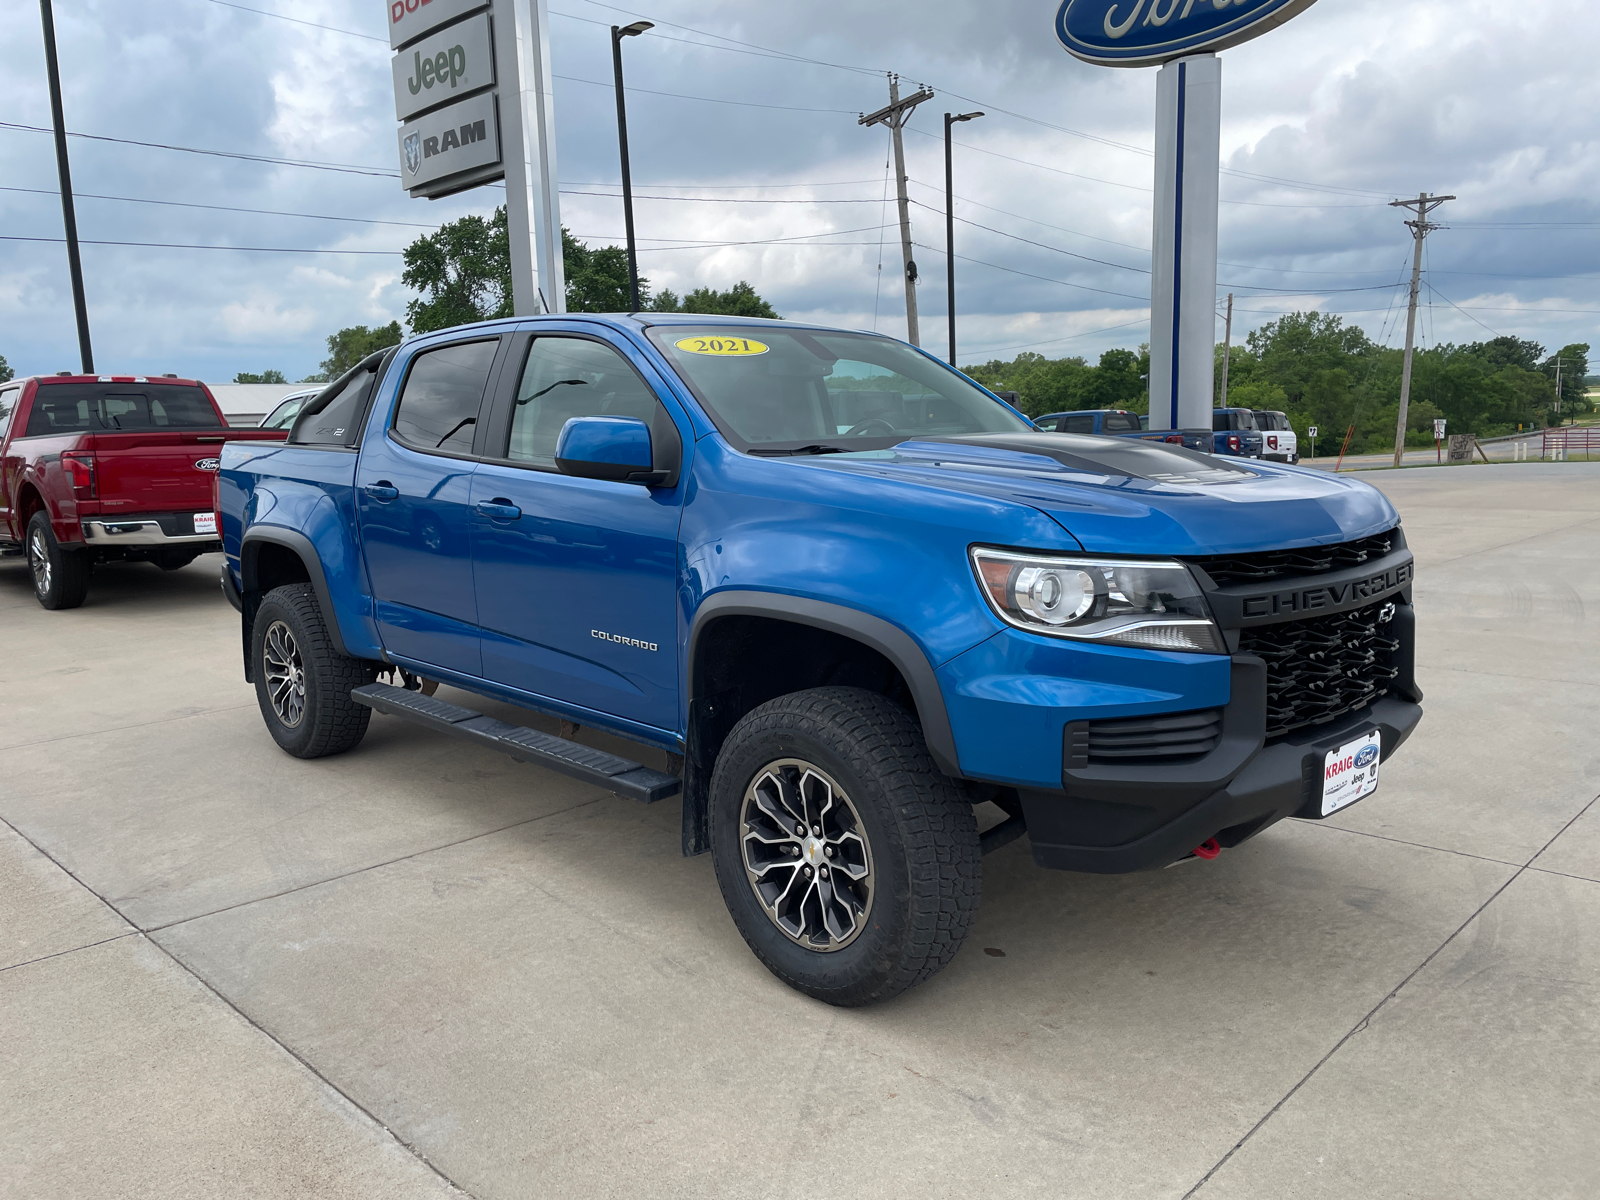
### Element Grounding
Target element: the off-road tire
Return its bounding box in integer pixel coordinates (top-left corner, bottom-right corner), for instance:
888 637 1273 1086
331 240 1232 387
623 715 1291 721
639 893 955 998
709 687 981 1006
27 511 91 610
252 583 375 758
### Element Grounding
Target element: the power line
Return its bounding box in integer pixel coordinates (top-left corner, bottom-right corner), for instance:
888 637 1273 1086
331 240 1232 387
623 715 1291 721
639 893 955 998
2 235 400 255
203 0 384 42
1 120 400 178
0 184 441 228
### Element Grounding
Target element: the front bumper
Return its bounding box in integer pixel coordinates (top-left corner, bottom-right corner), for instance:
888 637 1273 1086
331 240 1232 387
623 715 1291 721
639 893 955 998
1020 655 1423 873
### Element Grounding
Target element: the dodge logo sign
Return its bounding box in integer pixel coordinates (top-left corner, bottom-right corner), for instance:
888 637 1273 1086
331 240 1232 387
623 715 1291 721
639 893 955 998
194 458 220 472
403 131 422 176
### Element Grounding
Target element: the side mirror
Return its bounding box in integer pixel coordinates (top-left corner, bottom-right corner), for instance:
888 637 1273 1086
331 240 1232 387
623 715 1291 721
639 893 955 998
555 415 672 485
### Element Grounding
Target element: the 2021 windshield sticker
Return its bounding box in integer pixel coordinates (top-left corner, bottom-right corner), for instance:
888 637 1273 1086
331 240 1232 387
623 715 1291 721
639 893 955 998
674 336 769 357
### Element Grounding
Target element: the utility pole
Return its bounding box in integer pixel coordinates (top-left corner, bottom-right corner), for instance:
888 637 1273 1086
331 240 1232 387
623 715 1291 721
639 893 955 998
944 109 983 365
39 0 93 373
1218 292 1234 407
1390 192 1454 468
611 21 652 312
860 76 933 346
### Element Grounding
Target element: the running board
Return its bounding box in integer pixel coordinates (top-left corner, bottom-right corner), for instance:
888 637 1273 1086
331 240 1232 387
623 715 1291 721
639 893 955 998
351 683 681 804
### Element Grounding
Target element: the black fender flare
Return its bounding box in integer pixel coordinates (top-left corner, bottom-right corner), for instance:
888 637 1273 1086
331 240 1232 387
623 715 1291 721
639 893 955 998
686 591 961 777
239 526 352 659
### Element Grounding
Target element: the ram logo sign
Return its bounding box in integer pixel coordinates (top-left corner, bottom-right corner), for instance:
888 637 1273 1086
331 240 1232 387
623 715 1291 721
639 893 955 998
1055 0 1320 67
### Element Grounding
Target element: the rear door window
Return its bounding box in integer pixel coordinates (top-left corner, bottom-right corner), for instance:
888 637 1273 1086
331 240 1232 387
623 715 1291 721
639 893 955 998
391 339 498 455
1062 414 1095 434
0 388 17 440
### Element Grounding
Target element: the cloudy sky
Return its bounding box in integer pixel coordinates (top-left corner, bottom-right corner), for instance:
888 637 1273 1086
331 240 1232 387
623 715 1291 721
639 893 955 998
3 0 1597 383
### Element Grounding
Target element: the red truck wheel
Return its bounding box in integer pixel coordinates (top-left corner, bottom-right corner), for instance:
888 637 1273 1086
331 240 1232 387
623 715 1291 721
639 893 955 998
26 512 91 611
251 583 375 758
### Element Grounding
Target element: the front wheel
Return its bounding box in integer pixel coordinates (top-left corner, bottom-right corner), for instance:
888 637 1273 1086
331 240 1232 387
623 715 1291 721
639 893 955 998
709 687 981 1006
252 583 376 758
27 512 90 610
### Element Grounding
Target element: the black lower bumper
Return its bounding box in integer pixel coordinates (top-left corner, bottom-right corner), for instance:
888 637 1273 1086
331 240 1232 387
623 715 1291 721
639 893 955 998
1020 661 1422 873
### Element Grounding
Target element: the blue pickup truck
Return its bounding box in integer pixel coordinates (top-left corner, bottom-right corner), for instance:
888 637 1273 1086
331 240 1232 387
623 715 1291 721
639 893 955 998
1035 408 1209 451
218 314 1421 1005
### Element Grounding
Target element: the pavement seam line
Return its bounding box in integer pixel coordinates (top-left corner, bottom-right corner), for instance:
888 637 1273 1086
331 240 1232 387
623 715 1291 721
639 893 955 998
0 813 475 1199
0 702 257 752
1423 513 1600 568
143 796 604 934
1181 789 1600 1199
1298 820 1524 868
0 932 137 976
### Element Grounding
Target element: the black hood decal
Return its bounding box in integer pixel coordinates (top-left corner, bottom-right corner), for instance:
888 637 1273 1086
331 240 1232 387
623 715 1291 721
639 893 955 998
899 433 1255 485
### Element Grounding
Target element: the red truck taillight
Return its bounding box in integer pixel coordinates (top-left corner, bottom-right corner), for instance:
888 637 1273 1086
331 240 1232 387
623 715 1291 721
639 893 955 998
1268 435 1279 450
1227 434 1241 452
1165 434 1183 445
62 451 97 500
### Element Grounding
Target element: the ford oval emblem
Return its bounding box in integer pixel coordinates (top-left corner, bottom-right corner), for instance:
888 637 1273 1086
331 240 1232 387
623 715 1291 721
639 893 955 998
1354 744 1379 769
1056 0 1321 68
195 458 221 471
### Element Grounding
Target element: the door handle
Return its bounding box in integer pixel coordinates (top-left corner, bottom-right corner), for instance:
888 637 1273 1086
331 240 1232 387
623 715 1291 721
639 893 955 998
476 499 522 521
364 482 399 501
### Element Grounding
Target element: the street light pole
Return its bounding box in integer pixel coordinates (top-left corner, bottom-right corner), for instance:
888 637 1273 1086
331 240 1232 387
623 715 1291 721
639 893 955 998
944 110 983 366
611 21 652 312
38 0 93 373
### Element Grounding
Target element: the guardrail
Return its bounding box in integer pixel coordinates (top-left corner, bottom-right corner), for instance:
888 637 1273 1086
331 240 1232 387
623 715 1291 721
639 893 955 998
1542 429 1600 460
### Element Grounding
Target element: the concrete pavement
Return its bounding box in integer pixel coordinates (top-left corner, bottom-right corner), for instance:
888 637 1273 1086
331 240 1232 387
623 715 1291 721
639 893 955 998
3 463 1597 1198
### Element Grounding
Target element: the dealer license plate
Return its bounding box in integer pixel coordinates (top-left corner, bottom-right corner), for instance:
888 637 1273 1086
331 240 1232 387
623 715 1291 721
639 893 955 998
193 512 217 534
1322 730 1381 816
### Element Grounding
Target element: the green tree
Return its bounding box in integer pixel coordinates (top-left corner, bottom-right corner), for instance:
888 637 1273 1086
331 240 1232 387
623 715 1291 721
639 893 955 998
402 207 513 333
307 322 405 382
564 230 642 312
234 369 287 384
0 353 12 383
1544 343 1592 423
652 281 781 319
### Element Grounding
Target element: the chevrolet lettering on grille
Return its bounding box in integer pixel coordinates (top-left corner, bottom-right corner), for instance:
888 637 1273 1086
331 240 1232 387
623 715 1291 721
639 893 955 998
1239 561 1413 620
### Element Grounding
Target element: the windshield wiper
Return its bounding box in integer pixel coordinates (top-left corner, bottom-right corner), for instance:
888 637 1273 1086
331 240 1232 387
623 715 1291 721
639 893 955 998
748 444 849 457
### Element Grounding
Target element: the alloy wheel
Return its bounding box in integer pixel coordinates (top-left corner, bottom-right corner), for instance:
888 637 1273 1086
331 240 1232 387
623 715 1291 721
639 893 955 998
740 759 874 951
262 620 307 728
28 528 51 597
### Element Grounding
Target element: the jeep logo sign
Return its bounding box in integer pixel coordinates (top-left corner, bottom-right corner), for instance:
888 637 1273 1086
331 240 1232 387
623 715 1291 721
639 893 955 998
387 0 486 50
1056 0 1320 67
391 12 494 122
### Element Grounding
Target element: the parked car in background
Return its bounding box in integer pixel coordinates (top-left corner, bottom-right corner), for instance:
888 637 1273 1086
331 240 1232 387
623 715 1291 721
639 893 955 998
259 387 324 431
0 373 286 609
1253 410 1299 463
1037 409 1208 450
1213 408 1265 458
220 315 1421 1006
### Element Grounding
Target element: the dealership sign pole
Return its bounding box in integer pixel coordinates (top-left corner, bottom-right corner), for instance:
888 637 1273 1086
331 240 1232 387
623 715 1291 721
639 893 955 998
1056 0 1319 438
387 0 564 314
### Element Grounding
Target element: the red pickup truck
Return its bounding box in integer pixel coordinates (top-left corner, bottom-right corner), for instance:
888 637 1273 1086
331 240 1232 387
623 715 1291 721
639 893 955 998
0 374 287 609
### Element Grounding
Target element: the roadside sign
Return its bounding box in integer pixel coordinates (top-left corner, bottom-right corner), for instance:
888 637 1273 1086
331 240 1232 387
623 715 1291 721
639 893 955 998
397 91 500 191
392 12 495 122
1056 0 1320 68
388 0 487 50
1433 418 1447 439
1308 425 1318 439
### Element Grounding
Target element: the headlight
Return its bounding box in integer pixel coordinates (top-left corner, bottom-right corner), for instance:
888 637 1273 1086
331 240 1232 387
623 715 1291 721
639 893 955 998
970 547 1226 654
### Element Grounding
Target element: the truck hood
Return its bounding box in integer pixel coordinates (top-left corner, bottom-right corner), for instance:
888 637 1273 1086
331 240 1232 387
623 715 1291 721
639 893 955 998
804 433 1398 555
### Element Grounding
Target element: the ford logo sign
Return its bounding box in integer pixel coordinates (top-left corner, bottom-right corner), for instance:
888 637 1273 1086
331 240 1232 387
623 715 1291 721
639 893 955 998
195 458 220 472
1056 0 1321 67
1354 744 1379 769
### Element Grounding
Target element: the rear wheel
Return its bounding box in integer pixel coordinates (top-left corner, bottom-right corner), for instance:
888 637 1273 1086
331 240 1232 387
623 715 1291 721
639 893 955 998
252 583 375 758
709 687 981 1006
27 512 90 610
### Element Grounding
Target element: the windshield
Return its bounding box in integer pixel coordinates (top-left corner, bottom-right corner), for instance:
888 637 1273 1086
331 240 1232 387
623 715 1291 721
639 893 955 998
261 393 313 429
646 325 1029 452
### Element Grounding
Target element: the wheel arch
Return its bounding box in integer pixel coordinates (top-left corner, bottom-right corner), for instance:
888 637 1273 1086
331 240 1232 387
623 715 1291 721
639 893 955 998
680 590 962 856
239 527 352 663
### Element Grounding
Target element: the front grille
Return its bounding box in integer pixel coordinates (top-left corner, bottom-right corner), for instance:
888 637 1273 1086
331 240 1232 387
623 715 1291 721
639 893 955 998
1075 708 1223 766
1188 530 1400 587
1239 601 1400 739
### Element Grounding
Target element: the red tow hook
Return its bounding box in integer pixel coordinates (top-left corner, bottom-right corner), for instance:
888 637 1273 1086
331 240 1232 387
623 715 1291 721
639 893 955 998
1192 838 1222 861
